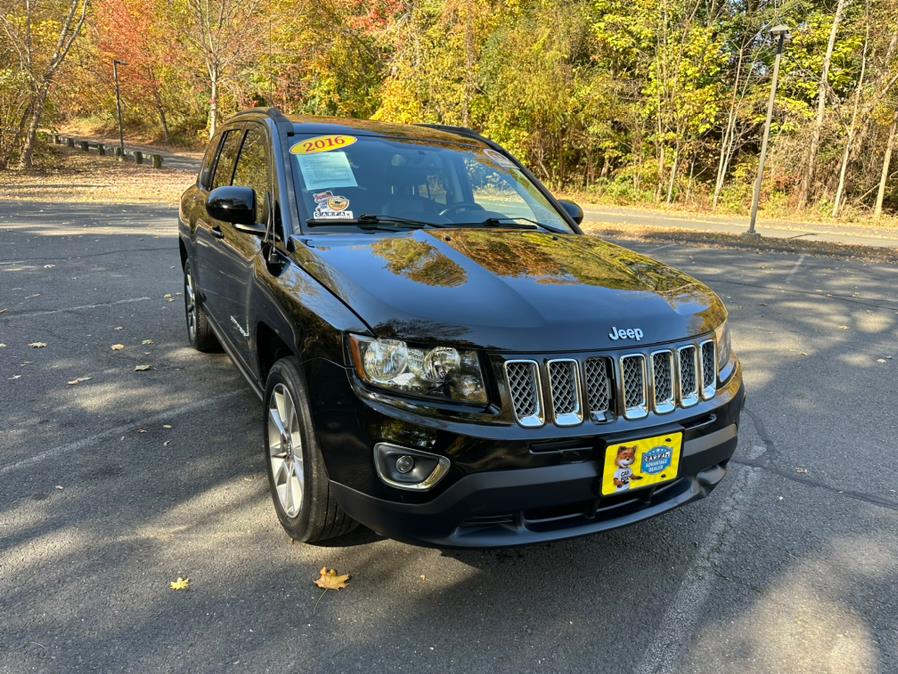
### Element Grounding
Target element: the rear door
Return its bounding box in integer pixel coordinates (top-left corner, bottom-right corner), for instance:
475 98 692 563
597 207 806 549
194 128 244 335
204 124 273 369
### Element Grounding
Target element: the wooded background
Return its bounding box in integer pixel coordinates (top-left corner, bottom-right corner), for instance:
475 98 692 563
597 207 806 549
2 0 897 218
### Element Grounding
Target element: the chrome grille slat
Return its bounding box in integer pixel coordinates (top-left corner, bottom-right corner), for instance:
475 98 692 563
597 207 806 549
504 360 544 427
547 359 582 426
650 350 675 414
620 354 648 419
700 339 716 399
583 357 613 421
677 345 699 407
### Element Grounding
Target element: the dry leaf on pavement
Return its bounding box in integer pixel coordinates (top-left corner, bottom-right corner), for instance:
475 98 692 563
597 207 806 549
67 376 92 385
169 577 190 591
314 567 350 590
111 344 125 351
141 339 155 345
134 364 153 371
29 342 47 349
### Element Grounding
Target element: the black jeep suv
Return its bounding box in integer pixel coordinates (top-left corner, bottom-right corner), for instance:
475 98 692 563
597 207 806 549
179 108 744 548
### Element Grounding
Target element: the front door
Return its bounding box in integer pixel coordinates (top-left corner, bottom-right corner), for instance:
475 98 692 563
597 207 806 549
204 125 273 371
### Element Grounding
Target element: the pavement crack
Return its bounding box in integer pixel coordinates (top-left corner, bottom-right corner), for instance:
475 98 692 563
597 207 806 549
731 457 898 512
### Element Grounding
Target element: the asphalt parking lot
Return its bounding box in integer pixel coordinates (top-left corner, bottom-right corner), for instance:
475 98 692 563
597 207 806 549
1 200 896 673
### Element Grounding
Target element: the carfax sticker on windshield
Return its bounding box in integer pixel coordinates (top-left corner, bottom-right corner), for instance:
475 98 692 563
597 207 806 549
312 191 353 220
290 134 357 155
483 148 516 169
296 151 358 190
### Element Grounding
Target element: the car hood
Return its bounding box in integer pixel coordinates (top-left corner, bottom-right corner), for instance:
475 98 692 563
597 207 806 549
291 229 726 352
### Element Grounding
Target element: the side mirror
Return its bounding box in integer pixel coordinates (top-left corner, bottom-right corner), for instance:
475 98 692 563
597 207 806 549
206 186 263 233
557 199 584 225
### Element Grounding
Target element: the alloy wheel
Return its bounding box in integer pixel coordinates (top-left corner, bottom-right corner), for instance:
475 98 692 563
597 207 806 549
267 383 304 517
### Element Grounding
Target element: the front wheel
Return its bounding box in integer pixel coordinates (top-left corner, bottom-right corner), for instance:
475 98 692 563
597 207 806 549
183 260 218 352
263 356 356 543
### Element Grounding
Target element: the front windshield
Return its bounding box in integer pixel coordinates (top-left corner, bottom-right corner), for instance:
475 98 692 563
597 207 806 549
289 132 573 232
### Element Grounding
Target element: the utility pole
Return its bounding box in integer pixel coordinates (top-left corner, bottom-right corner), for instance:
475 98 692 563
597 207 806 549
747 25 790 238
113 59 128 158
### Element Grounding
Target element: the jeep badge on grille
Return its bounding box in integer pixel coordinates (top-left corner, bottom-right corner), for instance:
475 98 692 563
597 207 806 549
609 326 644 341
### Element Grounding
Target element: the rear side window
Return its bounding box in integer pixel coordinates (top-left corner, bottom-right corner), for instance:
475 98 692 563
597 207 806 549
232 127 271 224
211 130 243 189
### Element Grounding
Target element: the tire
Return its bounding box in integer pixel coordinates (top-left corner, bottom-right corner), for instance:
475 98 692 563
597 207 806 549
183 259 219 352
263 356 356 543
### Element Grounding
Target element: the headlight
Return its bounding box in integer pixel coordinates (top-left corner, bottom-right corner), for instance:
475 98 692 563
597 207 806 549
715 321 733 372
349 335 487 404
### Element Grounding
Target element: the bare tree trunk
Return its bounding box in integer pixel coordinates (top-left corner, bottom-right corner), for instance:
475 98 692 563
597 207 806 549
713 48 745 209
209 66 219 137
797 0 847 208
832 20 868 218
874 112 897 219
153 89 170 143
666 143 679 204
19 85 49 169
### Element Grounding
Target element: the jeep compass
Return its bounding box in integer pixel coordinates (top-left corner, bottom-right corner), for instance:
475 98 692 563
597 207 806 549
178 108 744 548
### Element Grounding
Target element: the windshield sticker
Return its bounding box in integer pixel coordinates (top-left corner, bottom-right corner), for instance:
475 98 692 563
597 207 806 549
312 191 353 220
290 134 357 155
483 148 516 169
296 151 358 190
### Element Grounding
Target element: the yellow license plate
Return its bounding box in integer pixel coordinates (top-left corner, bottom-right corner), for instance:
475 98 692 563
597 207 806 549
601 432 682 496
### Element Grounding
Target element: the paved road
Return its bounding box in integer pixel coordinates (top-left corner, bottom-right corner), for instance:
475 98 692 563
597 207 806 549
1 201 896 673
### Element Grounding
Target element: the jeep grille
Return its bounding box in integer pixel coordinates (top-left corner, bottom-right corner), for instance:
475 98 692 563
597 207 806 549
503 336 721 428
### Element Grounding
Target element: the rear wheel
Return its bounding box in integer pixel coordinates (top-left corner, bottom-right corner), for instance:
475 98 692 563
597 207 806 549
183 259 218 352
264 356 356 543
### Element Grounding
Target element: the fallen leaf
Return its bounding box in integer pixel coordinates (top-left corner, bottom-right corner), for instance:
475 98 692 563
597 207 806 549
55 485 64 490
0 343 6 348
114 326 123 331
111 343 125 351
9 375 21 380
67 376 92 385
795 467 809 475
134 364 153 371
0 309 7 314
838 325 848 330
43 264 55 269
137 428 147 433
314 567 350 591
877 358 887 363
162 424 172 429
170 577 190 591
141 339 155 345
29 342 47 349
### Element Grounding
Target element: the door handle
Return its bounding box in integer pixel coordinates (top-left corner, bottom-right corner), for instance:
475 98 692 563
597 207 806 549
211 226 224 239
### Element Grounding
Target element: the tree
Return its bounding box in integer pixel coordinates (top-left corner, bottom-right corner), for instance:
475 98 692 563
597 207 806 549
186 0 264 136
0 0 90 168
797 0 849 207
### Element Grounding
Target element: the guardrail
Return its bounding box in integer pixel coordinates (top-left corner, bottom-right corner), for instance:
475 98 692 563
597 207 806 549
51 134 164 169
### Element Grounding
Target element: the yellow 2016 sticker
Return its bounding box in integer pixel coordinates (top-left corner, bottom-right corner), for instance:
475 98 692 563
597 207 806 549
290 134 357 155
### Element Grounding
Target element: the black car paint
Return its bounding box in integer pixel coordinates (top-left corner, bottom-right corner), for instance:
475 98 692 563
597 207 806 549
179 109 744 547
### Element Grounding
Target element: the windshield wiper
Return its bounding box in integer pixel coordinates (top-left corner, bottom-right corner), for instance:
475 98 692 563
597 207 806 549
306 214 446 229
454 217 567 234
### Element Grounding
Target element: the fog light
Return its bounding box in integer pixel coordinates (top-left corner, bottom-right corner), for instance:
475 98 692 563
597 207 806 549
395 455 415 474
373 443 451 491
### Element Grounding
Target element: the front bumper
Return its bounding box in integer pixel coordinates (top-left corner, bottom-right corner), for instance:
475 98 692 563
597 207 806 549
326 378 744 548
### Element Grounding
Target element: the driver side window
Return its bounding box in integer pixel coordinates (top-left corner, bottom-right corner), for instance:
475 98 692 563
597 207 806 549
464 159 537 221
232 127 271 225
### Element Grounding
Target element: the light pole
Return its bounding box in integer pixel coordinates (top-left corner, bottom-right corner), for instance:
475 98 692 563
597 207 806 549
747 24 790 238
113 59 128 158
